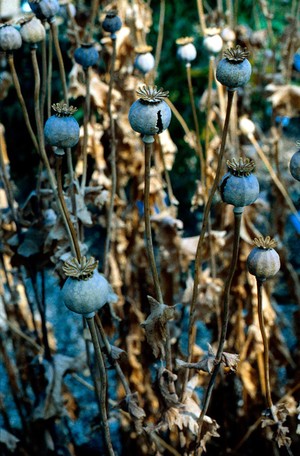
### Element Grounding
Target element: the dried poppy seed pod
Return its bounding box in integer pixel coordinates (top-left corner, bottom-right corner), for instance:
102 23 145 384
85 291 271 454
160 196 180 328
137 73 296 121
219 157 259 212
216 46 252 90
247 236 280 281
44 102 80 148
134 45 155 75
128 85 172 143
289 149 300 182
61 257 111 318
29 0 60 21
102 10 122 37
0 25 22 52
74 42 99 70
176 37 197 64
203 27 223 54
19 16 46 44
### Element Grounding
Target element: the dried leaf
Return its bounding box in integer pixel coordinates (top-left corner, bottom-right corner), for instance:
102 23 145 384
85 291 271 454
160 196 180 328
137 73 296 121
158 368 180 408
141 296 175 358
0 428 19 452
261 403 292 448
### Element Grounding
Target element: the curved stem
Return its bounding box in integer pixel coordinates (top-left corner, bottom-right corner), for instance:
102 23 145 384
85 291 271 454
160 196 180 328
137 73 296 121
40 22 47 126
7 53 39 152
55 154 81 261
104 37 117 276
196 208 243 446
84 0 99 42
204 56 215 158
181 89 235 399
256 279 273 409
153 0 165 82
81 68 91 191
196 0 207 36
86 316 115 456
165 98 192 138
186 63 206 193
47 26 53 119
50 19 68 104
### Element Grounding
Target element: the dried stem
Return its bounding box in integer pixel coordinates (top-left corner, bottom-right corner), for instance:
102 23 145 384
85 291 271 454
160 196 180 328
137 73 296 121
84 0 99 43
47 26 53 118
204 56 215 157
153 0 165 81
196 208 243 446
7 53 39 152
186 63 206 194
165 98 192 138
104 37 117 276
80 68 91 191
144 140 172 370
196 0 207 36
256 279 273 409
85 316 115 456
181 89 235 399
55 154 81 261
50 20 68 104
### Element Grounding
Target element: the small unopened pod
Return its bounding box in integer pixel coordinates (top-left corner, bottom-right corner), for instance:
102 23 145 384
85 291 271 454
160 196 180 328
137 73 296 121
74 42 99 69
0 24 22 52
134 45 155 75
203 28 223 54
102 10 122 35
61 257 111 318
247 236 280 281
176 37 197 64
44 102 80 148
216 45 252 90
219 157 259 209
20 16 46 44
128 85 171 142
29 0 60 21
289 149 300 181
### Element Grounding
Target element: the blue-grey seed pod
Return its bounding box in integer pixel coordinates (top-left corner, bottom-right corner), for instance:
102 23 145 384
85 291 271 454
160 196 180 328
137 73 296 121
44 102 80 148
247 236 280 281
20 17 46 44
74 43 99 69
134 50 155 74
216 46 251 90
219 158 259 208
29 0 60 21
128 86 171 139
289 149 300 182
102 10 122 35
0 25 22 52
62 270 110 318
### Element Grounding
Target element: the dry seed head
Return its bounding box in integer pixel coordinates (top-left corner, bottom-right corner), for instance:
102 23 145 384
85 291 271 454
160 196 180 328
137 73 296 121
134 44 153 54
105 9 118 18
253 236 277 249
205 27 221 36
63 256 98 280
17 15 35 25
52 102 77 116
176 36 194 46
227 157 255 176
136 85 169 103
224 45 249 62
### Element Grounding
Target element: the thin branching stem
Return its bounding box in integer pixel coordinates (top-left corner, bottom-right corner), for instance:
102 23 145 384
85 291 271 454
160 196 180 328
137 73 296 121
86 316 115 456
7 53 39 152
153 0 165 82
181 89 235 400
104 37 117 276
196 208 243 448
256 279 273 409
50 20 68 104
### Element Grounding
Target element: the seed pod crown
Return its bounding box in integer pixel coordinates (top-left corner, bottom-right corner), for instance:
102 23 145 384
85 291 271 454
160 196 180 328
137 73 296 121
136 85 169 104
63 256 98 281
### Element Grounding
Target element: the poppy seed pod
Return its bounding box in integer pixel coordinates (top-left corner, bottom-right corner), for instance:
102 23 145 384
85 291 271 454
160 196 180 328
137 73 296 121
20 16 46 44
44 102 80 148
0 25 22 52
247 236 280 281
176 37 197 64
102 10 122 36
134 45 155 75
219 157 259 210
216 46 252 90
289 149 300 181
239 116 256 136
203 28 223 54
128 85 172 143
29 0 60 21
74 43 99 70
62 257 110 318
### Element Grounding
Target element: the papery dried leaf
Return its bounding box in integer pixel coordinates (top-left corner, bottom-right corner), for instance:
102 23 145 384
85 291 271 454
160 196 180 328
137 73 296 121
0 428 19 452
119 392 146 423
17 228 45 257
261 403 292 447
141 296 175 358
221 351 240 372
265 84 300 117
75 194 93 226
158 368 180 408
275 425 292 448
109 345 127 361
200 416 220 452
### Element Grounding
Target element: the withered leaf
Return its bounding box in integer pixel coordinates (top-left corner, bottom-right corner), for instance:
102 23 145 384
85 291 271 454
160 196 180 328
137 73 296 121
158 368 180 408
0 428 19 452
140 296 175 358
221 351 240 372
261 403 292 448
118 392 146 434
